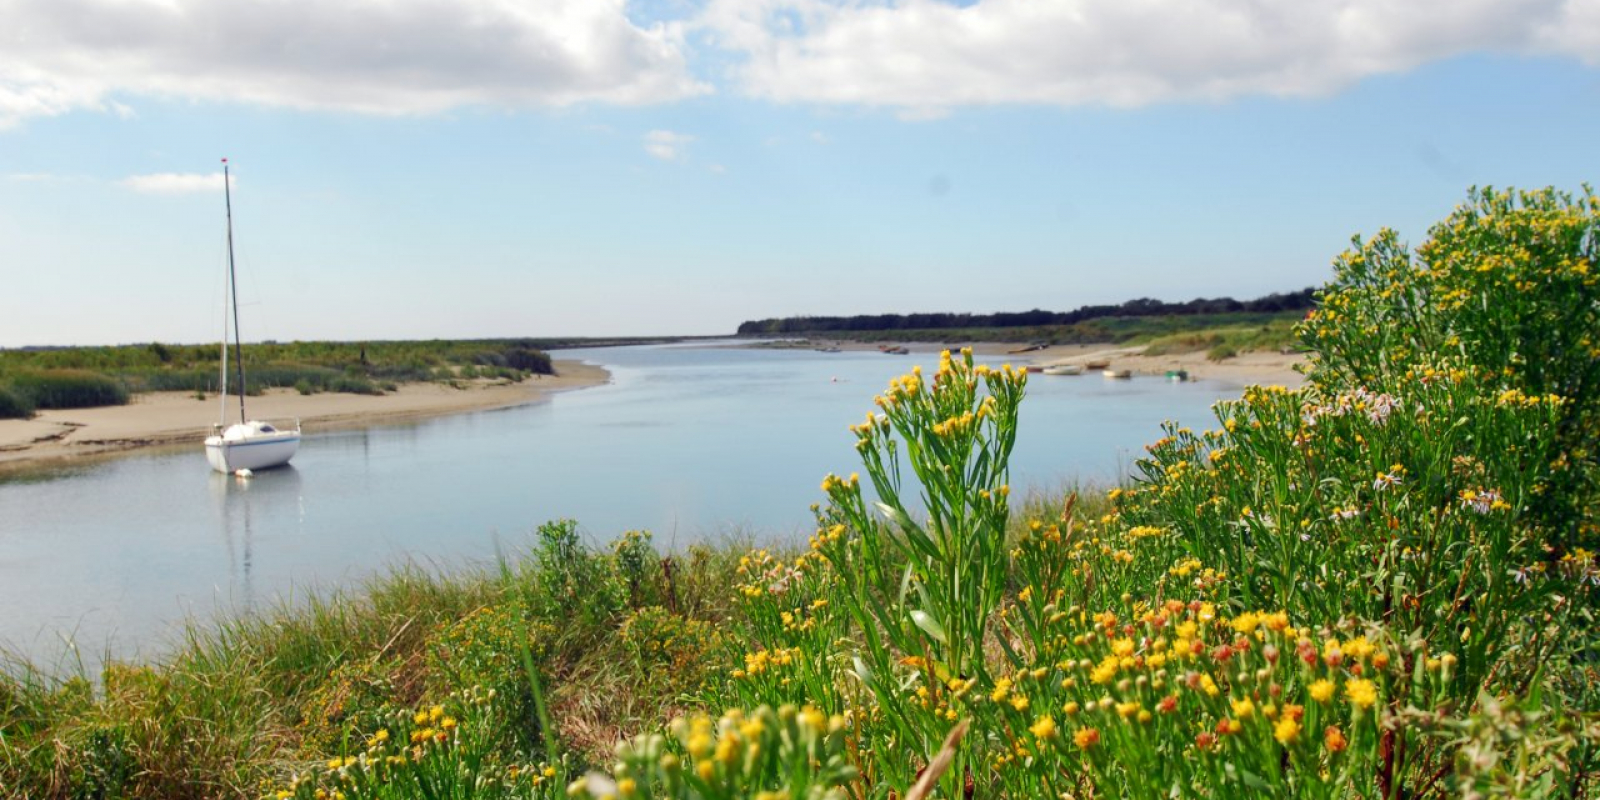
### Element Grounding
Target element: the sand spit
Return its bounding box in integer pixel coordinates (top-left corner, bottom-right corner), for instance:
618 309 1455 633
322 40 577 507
0 360 609 472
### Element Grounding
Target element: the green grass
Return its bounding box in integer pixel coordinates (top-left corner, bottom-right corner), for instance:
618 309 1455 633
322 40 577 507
782 310 1306 351
3 189 1598 799
3 369 130 410
0 338 605 407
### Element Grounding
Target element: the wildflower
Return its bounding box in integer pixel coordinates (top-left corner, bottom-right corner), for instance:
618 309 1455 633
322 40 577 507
1324 726 1348 753
1309 679 1335 703
1345 678 1378 710
1030 715 1058 740
1073 727 1100 749
1231 698 1256 720
1274 715 1301 744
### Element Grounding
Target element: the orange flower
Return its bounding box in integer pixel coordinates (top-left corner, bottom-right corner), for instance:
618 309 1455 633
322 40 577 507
1324 726 1348 753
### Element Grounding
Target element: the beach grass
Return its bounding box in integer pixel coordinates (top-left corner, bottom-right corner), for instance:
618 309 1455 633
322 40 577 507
3 186 1599 798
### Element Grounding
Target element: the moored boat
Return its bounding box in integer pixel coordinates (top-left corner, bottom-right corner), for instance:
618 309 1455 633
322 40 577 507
203 158 300 475
1042 364 1085 376
1102 368 1132 379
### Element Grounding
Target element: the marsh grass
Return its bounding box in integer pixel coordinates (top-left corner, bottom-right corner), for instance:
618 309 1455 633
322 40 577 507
4 188 1599 798
2 369 129 410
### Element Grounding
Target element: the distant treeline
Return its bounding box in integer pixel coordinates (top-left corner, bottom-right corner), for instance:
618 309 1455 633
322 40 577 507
735 288 1316 335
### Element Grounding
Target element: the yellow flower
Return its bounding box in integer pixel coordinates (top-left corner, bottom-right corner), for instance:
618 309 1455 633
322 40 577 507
1231 698 1255 720
1030 715 1058 740
1345 678 1378 710
1073 727 1100 749
1274 716 1301 744
1309 679 1335 703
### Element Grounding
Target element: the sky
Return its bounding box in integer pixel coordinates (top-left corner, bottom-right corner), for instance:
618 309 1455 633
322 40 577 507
1 0 1597 346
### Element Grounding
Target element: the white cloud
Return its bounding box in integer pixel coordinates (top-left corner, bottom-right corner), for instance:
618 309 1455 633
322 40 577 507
644 129 694 161
697 0 1600 111
119 171 229 194
0 0 710 127
808 130 829 144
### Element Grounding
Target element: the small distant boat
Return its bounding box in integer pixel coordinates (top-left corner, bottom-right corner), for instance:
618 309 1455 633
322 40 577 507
1042 364 1085 376
1166 369 1190 382
816 346 842 353
1102 369 1132 379
883 346 910 355
204 158 300 474
1085 359 1111 370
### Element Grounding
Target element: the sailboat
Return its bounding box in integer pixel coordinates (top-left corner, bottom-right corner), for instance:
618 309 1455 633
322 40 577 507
204 158 300 474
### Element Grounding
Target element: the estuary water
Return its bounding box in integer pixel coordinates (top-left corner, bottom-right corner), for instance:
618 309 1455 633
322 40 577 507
0 342 1240 668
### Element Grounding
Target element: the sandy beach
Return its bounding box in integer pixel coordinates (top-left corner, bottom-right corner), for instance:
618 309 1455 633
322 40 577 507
0 360 609 471
748 339 1308 389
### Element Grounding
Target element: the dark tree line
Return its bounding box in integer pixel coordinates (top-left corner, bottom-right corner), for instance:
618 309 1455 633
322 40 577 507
735 288 1316 335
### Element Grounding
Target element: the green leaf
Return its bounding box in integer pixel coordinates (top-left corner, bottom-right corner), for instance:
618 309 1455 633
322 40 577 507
910 609 948 645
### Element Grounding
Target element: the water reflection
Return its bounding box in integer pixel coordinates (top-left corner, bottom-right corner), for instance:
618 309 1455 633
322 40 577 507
0 343 1241 668
208 466 304 615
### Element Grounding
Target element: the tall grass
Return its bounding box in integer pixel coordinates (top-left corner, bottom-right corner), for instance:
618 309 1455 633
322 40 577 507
0 386 33 419
3 370 129 410
2 187 1597 798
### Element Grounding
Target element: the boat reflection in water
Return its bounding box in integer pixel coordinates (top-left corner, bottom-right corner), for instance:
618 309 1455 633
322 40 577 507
208 466 303 617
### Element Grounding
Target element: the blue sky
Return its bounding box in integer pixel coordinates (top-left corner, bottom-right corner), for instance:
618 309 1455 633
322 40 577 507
1 0 1597 346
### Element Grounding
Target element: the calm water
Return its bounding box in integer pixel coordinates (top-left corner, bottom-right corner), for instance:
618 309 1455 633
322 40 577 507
0 343 1237 667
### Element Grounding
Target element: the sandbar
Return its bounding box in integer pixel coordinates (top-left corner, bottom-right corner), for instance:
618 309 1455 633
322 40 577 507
0 360 609 472
744 339 1307 389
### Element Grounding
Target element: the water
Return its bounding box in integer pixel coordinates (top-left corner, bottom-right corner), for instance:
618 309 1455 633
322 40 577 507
0 342 1238 667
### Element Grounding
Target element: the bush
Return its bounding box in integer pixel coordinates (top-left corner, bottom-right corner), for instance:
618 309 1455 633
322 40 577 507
1205 343 1237 361
0 385 34 418
7 369 129 409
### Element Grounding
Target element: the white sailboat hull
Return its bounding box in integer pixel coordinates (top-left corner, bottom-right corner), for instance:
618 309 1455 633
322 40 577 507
205 423 300 473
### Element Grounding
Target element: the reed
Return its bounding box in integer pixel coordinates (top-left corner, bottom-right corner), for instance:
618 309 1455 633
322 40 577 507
0 385 33 419
3 369 129 409
2 187 1596 799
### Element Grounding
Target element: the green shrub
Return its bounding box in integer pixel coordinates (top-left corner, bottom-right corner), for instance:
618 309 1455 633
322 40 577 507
294 378 317 396
1205 343 1237 361
7 369 129 409
0 385 34 418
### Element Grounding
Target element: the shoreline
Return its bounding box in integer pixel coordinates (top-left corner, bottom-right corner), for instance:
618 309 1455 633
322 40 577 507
0 359 610 473
738 339 1308 389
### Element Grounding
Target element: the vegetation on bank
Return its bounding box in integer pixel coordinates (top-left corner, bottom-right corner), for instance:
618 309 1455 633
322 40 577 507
754 309 1307 355
0 339 574 419
736 288 1315 336
3 186 1599 799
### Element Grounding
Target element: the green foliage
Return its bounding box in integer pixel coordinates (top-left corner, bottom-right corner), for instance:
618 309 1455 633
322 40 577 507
4 369 129 409
571 705 859 800
0 384 34 418
5 187 1599 799
426 602 557 755
525 519 623 631
0 338 578 405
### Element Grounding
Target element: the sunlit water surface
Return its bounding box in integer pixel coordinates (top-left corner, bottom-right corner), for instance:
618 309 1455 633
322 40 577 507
0 343 1246 667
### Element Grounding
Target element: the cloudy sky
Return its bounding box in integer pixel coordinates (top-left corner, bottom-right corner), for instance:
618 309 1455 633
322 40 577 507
1 0 1596 345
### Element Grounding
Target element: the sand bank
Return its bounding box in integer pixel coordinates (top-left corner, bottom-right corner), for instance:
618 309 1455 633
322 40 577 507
745 339 1307 389
0 360 609 472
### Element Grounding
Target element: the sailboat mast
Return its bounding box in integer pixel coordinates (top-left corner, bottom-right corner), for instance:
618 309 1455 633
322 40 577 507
223 159 247 425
